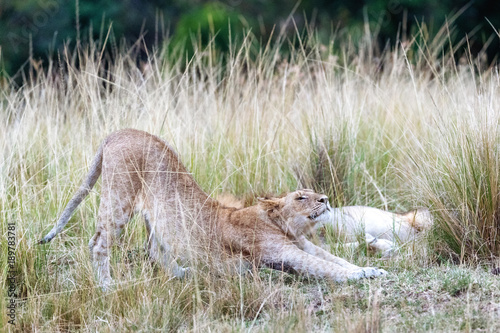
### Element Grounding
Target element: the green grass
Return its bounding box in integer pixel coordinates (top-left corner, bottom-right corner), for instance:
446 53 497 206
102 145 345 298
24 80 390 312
1 27 500 331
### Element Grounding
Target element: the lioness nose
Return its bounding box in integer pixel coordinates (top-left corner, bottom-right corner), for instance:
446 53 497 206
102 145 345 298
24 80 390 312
318 196 328 204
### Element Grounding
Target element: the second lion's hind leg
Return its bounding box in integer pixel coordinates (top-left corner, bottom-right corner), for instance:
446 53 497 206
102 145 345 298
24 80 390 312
365 233 395 257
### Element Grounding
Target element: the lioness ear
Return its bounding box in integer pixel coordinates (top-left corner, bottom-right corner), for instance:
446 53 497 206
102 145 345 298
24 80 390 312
257 198 282 212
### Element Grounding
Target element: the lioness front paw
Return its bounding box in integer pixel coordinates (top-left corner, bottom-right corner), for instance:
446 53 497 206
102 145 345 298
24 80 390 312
362 267 387 278
345 267 387 281
346 269 366 281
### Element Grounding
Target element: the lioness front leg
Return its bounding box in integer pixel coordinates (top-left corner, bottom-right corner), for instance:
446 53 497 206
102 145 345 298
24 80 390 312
299 237 387 278
267 244 380 282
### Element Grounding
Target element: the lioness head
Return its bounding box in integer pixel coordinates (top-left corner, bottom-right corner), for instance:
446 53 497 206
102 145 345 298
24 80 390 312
257 189 331 238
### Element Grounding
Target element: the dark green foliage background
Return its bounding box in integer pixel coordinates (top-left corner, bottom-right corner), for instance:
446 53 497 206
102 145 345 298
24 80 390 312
1 0 499 75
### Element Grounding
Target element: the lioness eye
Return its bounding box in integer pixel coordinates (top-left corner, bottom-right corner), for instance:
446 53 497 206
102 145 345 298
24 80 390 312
296 196 307 200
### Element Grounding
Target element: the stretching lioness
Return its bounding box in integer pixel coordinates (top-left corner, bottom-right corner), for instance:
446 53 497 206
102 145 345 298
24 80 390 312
40 129 386 288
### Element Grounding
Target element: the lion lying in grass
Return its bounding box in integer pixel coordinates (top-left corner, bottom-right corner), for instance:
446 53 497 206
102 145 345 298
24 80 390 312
40 129 386 289
316 206 433 256
219 196 433 257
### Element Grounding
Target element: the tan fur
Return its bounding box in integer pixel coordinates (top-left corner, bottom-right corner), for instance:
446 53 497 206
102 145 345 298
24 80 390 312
41 129 386 289
219 194 433 256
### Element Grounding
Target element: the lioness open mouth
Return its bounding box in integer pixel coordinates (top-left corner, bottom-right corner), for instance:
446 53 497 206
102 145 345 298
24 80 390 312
309 206 330 220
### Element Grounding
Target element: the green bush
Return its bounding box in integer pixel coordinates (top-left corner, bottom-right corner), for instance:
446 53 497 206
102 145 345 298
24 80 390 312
170 2 247 60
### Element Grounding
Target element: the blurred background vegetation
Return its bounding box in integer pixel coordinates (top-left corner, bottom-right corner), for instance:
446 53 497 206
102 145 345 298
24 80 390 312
0 0 499 77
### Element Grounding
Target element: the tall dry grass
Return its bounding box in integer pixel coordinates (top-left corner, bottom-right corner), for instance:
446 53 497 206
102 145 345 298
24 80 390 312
1 24 499 331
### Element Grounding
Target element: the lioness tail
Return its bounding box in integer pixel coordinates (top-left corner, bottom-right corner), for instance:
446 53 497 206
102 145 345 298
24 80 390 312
39 143 104 244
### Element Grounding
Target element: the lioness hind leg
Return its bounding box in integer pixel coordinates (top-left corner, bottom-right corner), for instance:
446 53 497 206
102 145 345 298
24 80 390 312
146 235 189 278
143 214 189 278
89 229 113 289
89 196 134 290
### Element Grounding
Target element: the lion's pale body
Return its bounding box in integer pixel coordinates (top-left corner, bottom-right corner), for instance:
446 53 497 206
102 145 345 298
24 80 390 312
41 129 386 289
319 206 433 255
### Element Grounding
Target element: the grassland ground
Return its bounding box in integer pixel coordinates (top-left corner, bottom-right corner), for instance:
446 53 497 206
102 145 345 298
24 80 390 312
1 31 500 331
